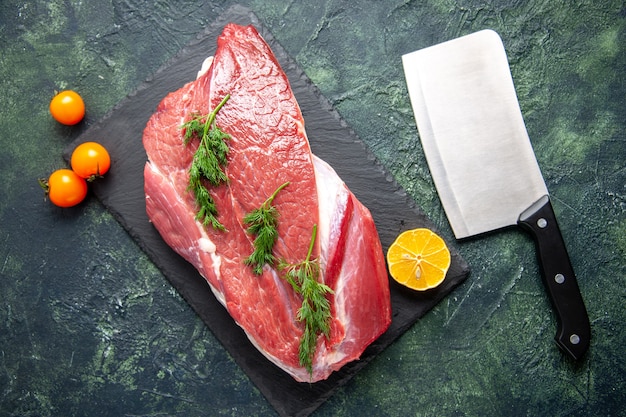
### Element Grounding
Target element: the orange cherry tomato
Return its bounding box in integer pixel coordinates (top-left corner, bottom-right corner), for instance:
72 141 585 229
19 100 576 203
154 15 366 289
43 169 88 208
70 142 111 180
49 90 85 125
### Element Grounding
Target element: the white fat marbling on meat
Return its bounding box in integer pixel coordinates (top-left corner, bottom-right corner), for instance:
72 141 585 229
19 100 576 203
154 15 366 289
197 57 214 79
198 237 224 304
312 155 345 268
198 237 216 253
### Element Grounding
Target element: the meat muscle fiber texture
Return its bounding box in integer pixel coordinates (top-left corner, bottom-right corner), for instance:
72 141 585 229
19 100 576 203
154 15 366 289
143 24 391 382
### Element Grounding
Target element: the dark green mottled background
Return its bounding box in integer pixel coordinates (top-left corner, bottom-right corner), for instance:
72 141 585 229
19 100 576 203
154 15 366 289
1 1 624 416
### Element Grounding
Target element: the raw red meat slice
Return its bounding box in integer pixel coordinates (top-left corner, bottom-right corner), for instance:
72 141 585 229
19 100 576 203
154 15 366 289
143 24 391 382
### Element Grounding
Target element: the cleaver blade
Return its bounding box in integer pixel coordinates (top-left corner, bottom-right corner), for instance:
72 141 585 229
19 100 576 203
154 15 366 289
402 29 590 360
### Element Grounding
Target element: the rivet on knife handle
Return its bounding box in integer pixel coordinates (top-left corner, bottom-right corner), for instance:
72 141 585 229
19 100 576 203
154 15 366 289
518 195 591 361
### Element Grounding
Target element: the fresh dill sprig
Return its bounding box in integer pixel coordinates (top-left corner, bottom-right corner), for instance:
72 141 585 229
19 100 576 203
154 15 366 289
243 181 290 274
279 225 333 377
181 94 231 231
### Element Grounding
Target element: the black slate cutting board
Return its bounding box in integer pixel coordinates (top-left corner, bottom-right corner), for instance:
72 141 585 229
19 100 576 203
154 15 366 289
64 5 470 417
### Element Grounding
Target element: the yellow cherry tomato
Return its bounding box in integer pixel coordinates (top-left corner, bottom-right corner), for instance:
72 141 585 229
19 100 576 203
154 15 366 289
43 169 88 208
49 90 85 125
70 142 111 180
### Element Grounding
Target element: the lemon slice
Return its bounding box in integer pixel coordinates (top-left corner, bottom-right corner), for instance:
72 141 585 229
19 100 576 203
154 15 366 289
386 228 451 291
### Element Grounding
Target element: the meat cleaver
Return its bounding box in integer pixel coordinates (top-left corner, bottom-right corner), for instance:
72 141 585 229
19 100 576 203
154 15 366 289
401 29 590 360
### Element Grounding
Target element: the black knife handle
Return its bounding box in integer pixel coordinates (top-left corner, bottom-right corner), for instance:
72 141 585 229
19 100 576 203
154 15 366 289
518 195 590 361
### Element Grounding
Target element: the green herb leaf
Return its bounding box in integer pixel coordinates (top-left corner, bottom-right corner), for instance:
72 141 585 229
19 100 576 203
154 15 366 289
279 225 333 377
181 94 231 231
243 181 290 274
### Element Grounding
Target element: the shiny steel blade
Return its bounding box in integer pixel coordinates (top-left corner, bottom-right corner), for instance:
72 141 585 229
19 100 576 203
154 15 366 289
402 30 548 239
